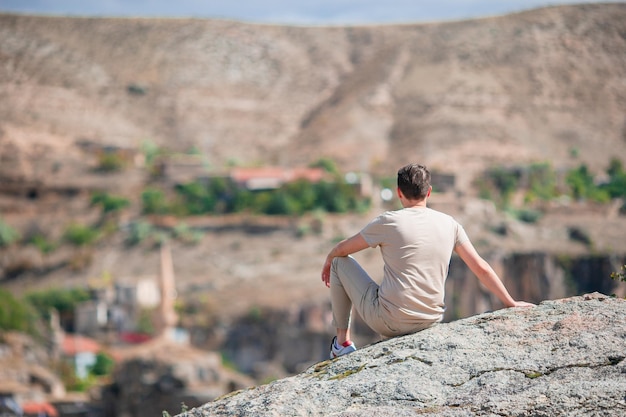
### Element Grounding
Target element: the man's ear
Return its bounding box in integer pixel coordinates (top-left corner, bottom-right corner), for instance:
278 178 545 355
427 186 432 197
396 187 403 199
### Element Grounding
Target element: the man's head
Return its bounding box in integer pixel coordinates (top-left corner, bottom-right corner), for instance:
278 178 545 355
397 163 431 201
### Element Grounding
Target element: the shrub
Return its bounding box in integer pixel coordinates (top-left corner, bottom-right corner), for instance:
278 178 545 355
141 188 170 215
474 167 520 208
64 223 100 246
141 140 161 165
96 152 126 172
173 223 203 244
0 218 20 247
89 352 115 376
126 221 154 245
610 265 626 284
0 289 37 333
91 192 131 213
509 208 542 224
310 158 340 176
487 166 520 208
29 234 57 254
526 162 558 202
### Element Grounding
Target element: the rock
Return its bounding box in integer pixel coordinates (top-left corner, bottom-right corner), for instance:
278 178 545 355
178 295 626 416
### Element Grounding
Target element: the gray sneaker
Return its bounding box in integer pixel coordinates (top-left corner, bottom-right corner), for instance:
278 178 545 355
330 336 357 359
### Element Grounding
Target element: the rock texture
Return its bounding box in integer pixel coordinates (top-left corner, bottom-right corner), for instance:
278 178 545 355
178 294 626 417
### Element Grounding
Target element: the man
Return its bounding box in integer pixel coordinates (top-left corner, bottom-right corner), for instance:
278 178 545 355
321 163 534 358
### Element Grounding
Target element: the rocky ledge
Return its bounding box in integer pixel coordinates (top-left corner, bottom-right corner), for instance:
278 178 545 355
176 293 625 417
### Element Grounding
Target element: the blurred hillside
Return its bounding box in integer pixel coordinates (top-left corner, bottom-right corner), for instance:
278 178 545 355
1 0 625 308
1 3 625 182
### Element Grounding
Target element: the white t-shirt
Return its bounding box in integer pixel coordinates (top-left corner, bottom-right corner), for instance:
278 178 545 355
360 207 469 323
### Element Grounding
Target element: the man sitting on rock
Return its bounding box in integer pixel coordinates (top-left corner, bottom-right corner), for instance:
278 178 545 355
321 162 534 358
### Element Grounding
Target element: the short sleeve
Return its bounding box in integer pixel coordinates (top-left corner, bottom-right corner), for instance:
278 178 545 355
359 214 388 248
455 222 470 247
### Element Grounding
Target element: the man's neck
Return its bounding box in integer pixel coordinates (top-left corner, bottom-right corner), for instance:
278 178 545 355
402 198 427 209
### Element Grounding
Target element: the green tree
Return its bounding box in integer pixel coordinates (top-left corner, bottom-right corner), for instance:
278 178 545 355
0 289 36 332
284 179 317 213
175 181 218 215
565 164 610 202
25 288 91 320
89 352 115 376
602 158 626 199
264 191 297 215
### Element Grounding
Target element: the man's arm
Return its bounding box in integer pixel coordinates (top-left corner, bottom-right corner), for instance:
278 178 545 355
455 241 534 308
321 233 369 288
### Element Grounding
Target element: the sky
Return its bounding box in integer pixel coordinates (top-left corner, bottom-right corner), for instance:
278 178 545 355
0 1 622 25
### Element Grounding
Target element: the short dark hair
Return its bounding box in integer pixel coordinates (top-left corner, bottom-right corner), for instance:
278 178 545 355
397 163 431 200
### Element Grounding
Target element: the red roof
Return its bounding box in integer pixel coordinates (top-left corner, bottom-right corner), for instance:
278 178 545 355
119 332 152 344
231 167 325 184
61 334 101 356
22 402 58 417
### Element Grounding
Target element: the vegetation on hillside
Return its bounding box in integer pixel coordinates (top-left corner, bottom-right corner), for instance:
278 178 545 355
0 289 39 334
0 218 20 247
476 158 626 222
25 287 92 322
138 156 370 217
0 155 624 260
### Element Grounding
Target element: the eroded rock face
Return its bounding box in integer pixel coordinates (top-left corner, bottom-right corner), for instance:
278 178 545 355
102 336 254 417
179 294 626 417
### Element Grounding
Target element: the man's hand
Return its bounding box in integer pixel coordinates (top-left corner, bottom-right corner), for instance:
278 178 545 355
320 233 369 289
509 300 535 308
321 257 332 288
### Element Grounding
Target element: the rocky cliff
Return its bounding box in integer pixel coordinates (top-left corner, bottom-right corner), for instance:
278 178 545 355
177 294 626 417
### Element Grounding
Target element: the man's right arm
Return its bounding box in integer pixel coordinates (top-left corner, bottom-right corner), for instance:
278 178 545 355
321 233 369 288
454 241 534 308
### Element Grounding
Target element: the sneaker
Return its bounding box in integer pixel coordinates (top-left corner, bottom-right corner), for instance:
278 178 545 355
330 336 357 359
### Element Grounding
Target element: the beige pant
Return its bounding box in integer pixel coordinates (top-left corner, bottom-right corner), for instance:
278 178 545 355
330 256 437 338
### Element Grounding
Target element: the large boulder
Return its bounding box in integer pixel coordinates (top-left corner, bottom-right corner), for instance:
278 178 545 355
177 293 626 416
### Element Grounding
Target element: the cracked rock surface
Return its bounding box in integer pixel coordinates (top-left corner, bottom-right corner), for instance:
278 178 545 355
179 294 626 416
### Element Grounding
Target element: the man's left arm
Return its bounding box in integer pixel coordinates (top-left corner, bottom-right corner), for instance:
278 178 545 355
455 241 535 308
321 233 370 287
